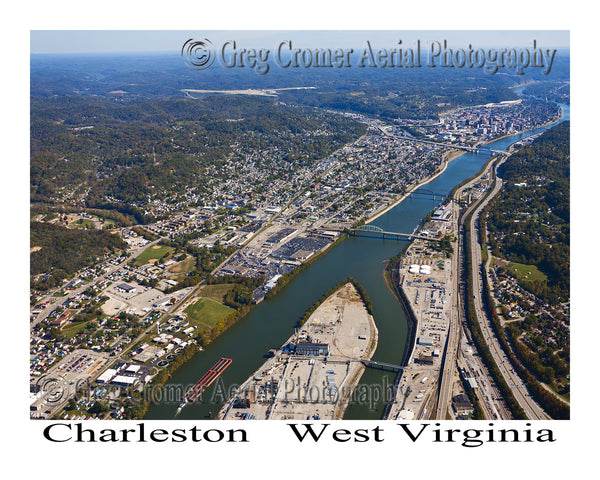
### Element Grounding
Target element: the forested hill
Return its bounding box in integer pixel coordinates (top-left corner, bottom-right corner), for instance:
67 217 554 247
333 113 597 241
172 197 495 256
487 121 570 303
31 51 569 120
31 95 366 220
30 222 127 290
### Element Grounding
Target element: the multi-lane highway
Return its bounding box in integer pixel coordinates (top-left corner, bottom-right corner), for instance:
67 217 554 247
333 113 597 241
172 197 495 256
434 196 460 419
465 158 549 420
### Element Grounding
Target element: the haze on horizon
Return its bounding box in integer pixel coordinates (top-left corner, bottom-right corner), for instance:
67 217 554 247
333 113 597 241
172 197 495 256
31 30 569 55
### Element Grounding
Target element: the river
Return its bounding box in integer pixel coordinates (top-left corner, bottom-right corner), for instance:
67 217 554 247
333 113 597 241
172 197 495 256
145 93 569 420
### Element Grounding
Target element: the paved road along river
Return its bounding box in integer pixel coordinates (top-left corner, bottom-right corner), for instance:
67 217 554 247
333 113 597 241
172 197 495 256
146 96 569 420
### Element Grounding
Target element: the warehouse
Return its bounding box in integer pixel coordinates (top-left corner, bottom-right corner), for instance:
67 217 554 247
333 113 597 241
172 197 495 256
267 228 297 244
293 342 329 356
96 368 118 384
110 375 138 387
116 283 136 294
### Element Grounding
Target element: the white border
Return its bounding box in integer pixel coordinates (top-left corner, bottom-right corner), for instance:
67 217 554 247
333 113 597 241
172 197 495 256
4 1 595 477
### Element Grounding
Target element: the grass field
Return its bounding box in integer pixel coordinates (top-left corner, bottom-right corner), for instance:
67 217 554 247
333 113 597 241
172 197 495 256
134 245 174 266
506 260 548 283
168 256 195 274
61 320 97 339
196 283 236 303
184 297 234 330
70 218 96 229
167 256 196 281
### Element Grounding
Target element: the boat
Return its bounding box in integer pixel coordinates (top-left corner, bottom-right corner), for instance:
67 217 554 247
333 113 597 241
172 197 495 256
178 357 233 410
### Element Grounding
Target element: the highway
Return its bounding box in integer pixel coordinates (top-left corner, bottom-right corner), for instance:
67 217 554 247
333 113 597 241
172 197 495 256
409 151 548 420
465 159 549 420
450 159 514 419
457 327 505 420
433 195 460 419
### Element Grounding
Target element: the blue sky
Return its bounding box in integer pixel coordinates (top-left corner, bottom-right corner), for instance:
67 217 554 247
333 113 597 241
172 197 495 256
30 30 569 54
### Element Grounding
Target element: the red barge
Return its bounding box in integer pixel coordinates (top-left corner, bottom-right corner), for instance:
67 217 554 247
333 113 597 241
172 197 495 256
178 357 232 409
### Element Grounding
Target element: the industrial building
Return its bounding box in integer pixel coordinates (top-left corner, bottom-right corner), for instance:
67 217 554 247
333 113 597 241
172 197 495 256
432 204 453 222
452 393 474 415
415 355 435 365
116 283 136 294
292 342 329 356
267 228 297 244
96 362 152 387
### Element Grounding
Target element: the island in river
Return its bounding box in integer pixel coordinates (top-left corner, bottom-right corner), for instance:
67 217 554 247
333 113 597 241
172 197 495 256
218 282 377 420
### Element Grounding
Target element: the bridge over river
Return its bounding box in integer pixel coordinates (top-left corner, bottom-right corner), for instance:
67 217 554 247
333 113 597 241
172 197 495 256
349 224 440 242
377 126 506 156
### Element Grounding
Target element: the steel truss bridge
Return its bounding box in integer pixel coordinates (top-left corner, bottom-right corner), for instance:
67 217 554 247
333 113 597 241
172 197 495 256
349 224 440 242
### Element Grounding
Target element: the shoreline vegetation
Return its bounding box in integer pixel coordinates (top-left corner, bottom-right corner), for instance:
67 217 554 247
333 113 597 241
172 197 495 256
217 279 377 420
138 144 491 420
365 106 561 227
334 281 378 419
140 114 562 420
382 115 564 371
365 148 464 225
299 277 374 327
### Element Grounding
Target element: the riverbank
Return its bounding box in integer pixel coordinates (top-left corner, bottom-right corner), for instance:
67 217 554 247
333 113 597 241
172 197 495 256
367 109 562 227
366 148 464 225
145 96 569 420
217 282 377 420
387 235 455 420
474 109 563 148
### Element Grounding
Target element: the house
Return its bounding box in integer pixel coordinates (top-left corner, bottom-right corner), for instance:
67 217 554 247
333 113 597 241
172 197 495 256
49 309 74 329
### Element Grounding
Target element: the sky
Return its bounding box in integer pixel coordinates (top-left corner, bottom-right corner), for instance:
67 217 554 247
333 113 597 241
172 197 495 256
30 30 570 54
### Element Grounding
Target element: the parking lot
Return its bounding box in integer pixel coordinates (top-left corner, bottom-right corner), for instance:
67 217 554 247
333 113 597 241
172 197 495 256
31 349 109 418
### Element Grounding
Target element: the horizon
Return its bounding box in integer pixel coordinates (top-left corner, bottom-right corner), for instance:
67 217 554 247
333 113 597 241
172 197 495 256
30 30 570 55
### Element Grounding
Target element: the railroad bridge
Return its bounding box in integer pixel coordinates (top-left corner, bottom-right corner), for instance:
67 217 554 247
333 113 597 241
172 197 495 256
360 359 404 372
